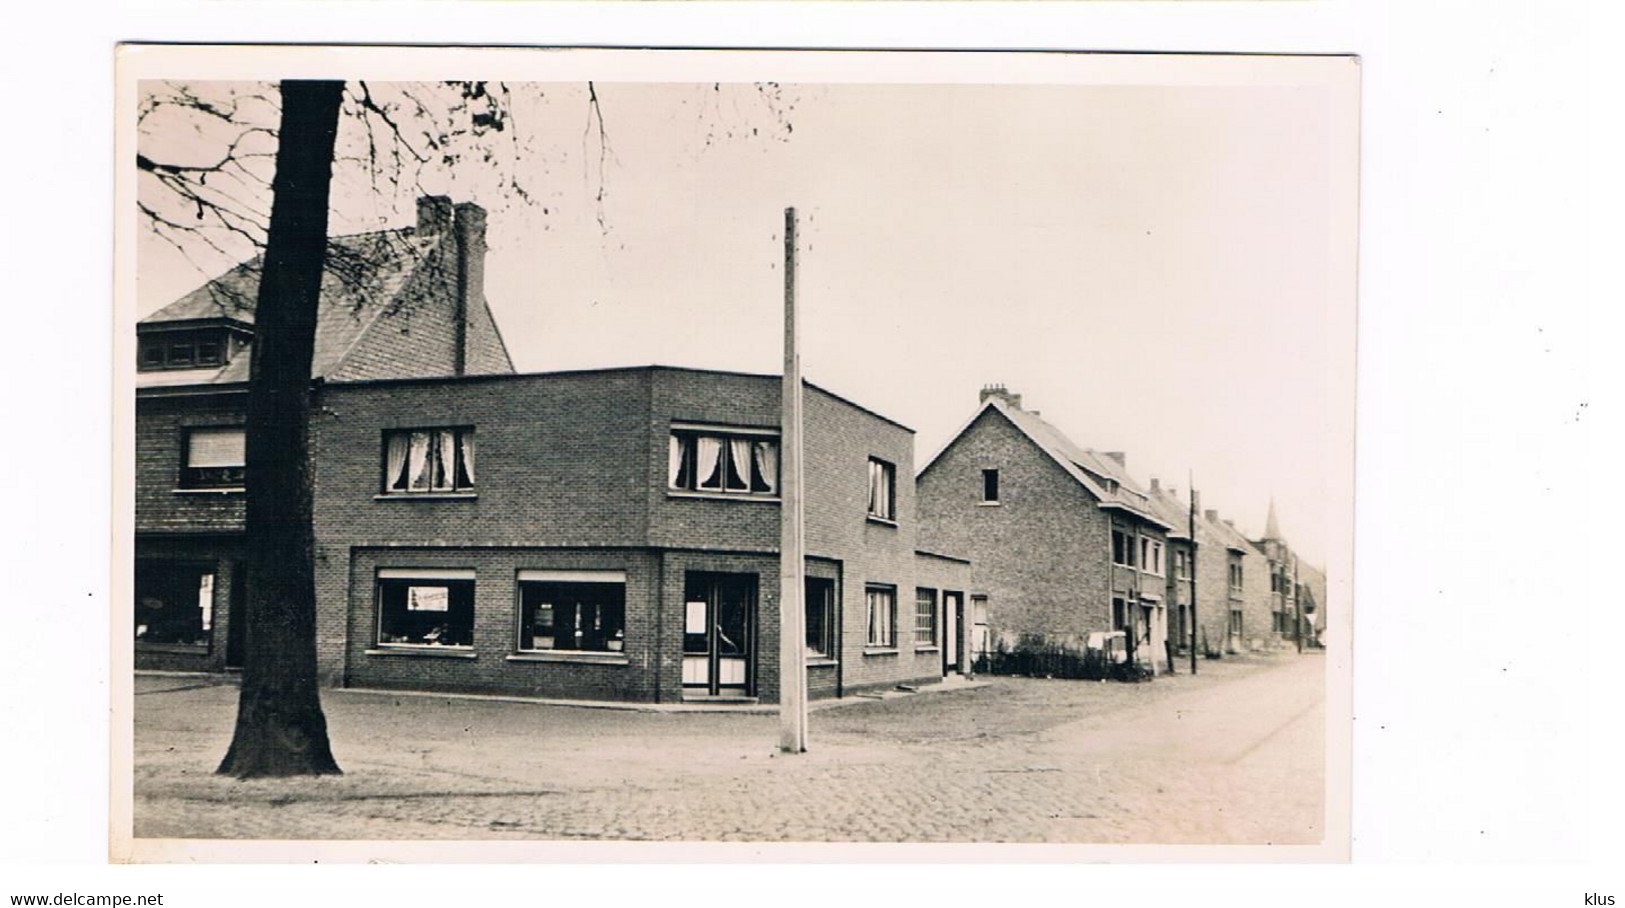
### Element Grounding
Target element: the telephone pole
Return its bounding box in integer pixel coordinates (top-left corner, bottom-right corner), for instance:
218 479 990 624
1188 473 1198 675
778 207 809 753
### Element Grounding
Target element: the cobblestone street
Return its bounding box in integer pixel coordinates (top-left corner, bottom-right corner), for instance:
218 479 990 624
132 652 1325 844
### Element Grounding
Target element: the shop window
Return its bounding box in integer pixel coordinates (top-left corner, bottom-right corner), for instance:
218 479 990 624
181 427 245 489
982 468 1000 503
134 563 214 647
914 587 939 647
517 571 626 653
865 585 896 648
383 427 475 494
867 458 896 521
806 577 835 658
669 428 778 496
376 570 475 647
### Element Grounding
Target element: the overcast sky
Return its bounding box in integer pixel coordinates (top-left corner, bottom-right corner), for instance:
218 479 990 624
137 75 1354 566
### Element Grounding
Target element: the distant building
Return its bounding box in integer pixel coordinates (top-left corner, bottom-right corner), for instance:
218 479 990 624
916 386 1175 673
1253 501 1321 647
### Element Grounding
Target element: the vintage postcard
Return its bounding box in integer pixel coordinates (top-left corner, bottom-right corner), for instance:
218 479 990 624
112 45 1358 862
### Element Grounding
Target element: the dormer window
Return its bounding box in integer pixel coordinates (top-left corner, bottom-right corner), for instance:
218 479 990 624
139 329 232 371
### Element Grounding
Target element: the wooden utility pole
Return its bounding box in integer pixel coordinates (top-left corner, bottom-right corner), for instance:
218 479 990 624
1188 474 1198 675
1293 553 1303 654
778 207 809 753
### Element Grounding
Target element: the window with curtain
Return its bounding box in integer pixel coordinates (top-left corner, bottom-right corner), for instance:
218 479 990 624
865 585 896 648
867 457 896 521
383 427 475 494
181 427 245 489
668 428 778 497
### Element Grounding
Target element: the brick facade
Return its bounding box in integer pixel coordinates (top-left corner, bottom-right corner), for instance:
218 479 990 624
137 364 965 703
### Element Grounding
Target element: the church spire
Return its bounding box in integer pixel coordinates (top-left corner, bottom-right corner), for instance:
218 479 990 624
1264 497 1282 540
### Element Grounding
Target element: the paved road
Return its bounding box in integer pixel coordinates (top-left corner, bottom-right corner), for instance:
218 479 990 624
133 652 1325 843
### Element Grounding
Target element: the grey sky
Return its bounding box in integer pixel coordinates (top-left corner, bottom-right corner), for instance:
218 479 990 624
137 75 1354 566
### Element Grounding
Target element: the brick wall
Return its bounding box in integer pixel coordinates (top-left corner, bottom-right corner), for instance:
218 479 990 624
343 547 661 700
916 407 1112 650
134 391 248 534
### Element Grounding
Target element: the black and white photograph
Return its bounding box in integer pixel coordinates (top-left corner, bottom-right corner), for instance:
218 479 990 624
113 45 1358 859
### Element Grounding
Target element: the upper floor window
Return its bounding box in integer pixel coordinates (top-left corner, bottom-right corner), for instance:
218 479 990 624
1112 529 1137 567
383 427 475 494
1139 538 1163 575
982 468 1000 503
669 428 778 497
867 457 897 521
1230 562 1245 592
181 427 245 489
139 331 227 371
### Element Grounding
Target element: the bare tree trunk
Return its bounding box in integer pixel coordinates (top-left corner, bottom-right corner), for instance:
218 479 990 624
217 80 345 778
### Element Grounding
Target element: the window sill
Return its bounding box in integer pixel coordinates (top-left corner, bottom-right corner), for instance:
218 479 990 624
506 651 630 666
365 646 477 659
862 647 900 657
374 492 478 501
914 646 941 654
667 490 780 503
976 501 1001 507
135 642 210 654
806 657 839 668
866 515 899 528
172 487 244 495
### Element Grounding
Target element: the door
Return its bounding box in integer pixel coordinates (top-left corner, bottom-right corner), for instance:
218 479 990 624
682 572 757 697
942 591 963 674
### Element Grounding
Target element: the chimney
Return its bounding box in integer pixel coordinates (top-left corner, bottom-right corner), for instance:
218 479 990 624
1103 452 1126 468
416 195 454 236
979 383 1022 410
1224 518 1236 529
451 201 488 377
1205 509 1219 523
1149 476 1161 494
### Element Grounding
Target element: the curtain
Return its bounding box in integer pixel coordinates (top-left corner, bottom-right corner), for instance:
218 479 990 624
867 461 879 514
458 430 475 487
752 440 778 494
696 437 723 489
385 433 409 490
436 430 457 490
726 438 751 491
407 431 430 490
669 435 691 488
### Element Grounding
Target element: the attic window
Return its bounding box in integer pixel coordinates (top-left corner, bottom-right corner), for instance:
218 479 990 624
139 331 228 371
982 469 1000 503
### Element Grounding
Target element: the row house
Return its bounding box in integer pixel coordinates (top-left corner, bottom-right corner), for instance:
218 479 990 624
1254 502 1323 647
917 384 1310 674
133 197 973 704
915 385 1177 673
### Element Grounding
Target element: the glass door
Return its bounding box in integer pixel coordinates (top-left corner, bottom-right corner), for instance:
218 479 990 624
681 572 756 696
